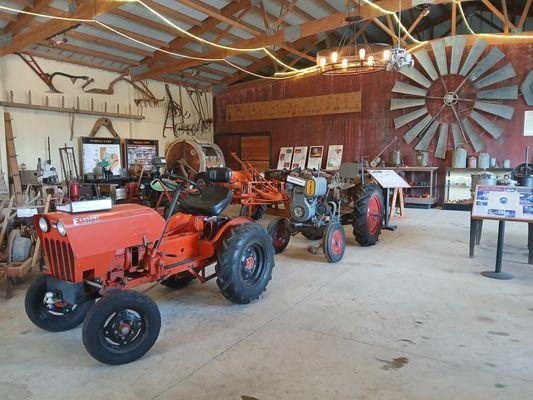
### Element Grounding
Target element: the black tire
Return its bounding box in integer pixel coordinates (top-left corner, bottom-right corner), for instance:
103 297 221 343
267 217 291 254
160 272 194 289
25 275 94 332
300 226 324 240
239 204 267 220
82 290 161 365
323 222 346 263
216 223 275 304
352 184 384 247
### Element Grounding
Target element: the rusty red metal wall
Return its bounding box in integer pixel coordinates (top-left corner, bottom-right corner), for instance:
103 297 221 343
214 43 533 171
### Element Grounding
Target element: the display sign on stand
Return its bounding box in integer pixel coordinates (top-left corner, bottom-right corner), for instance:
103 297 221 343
81 137 122 176
307 146 324 170
326 145 343 171
124 139 159 172
277 147 294 169
291 146 308 169
470 185 533 280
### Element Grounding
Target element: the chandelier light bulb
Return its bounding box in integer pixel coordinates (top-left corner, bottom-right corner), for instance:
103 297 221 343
368 55 375 66
320 57 327 67
359 48 366 60
331 51 338 63
383 49 390 61
341 58 348 68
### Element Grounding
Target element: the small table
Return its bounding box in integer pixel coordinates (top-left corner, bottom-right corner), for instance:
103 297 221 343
470 185 533 280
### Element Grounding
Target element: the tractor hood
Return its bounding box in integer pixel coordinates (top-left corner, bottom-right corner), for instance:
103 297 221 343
34 204 165 260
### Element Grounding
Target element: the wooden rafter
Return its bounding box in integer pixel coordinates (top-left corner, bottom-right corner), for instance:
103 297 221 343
3 0 52 36
451 1 457 36
480 0 517 30
501 0 509 33
402 9 426 40
517 0 532 30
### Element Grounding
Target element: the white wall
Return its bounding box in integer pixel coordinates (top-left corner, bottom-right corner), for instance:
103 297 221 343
0 54 213 182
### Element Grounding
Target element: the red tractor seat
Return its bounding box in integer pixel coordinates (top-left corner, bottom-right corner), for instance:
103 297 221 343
179 185 233 216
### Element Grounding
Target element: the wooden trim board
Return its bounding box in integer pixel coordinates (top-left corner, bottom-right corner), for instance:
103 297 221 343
226 91 361 121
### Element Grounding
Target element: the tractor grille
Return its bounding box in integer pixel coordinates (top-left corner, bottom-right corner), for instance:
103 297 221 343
44 238 75 282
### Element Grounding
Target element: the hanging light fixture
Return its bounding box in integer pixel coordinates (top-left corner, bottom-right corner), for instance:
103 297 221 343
316 11 392 76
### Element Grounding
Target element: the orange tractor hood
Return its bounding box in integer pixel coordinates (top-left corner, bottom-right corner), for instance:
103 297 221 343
34 204 166 260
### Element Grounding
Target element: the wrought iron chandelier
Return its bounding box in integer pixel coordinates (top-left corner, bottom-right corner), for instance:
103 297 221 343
316 15 392 76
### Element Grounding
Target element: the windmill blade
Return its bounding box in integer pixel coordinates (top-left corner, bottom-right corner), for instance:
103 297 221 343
434 123 449 159
459 39 488 76
390 98 426 110
450 37 467 74
469 47 505 81
461 117 485 153
473 101 515 120
431 39 448 76
469 111 503 139
392 81 428 97
403 114 433 143
477 85 518 100
451 122 466 147
415 120 440 151
474 64 516 89
394 107 428 129
414 48 439 81
399 67 432 88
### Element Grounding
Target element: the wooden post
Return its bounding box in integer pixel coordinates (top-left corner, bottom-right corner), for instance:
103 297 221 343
4 114 23 205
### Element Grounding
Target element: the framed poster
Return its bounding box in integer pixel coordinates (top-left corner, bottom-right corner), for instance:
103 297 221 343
307 146 324 170
472 185 533 222
81 137 122 176
124 139 159 172
524 110 533 136
368 170 411 189
277 147 294 169
326 145 344 171
291 146 308 169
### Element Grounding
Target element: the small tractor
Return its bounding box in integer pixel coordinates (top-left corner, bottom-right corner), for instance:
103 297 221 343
197 152 289 220
25 167 275 365
267 164 384 263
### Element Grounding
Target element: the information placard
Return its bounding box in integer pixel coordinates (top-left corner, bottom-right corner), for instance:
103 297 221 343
81 137 122 176
277 147 294 169
368 169 411 189
472 185 533 222
326 145 343 171
307 146 324 170
291 146 308 169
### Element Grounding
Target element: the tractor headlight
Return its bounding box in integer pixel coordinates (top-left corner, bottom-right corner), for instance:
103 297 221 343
293 206 305 218
57 221 67 236
38 217 50 233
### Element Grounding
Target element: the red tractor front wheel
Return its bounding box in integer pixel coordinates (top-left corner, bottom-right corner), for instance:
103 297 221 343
323 222 346 263
267 217 291 253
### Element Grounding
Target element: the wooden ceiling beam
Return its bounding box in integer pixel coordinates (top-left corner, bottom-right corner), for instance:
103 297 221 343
66 30 153 58
90 24 169 49
0 0 128 56
26 49 125 73
0 12 18 23
3 0 53 36
517 0 532 30
139 0 203 28
480 0 517 30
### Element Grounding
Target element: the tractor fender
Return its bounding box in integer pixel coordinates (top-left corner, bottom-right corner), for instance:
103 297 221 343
211 217 253 245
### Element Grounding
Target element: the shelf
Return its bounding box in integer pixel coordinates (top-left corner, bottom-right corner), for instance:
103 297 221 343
404 196 438 205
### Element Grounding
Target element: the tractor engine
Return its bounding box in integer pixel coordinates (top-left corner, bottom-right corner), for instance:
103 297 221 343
290 176 328 223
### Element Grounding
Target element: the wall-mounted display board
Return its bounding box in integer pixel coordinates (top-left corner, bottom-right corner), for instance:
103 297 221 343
307 146 324 170
125 139 159 172
291 146 308 169
524 110 533 136
226 91 361 122
472 185 533 222
277 147 294 169
81 137 122 176
326 145 344 171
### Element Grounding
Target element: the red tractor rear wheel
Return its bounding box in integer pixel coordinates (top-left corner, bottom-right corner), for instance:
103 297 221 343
82 290 161 365
267 217 291 253
216 223 275 304
352 184 384 246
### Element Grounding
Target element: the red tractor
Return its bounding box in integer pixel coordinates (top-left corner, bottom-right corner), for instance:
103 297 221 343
25 168 275 365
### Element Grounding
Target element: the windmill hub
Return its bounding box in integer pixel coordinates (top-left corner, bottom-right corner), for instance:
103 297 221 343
443 92 459 107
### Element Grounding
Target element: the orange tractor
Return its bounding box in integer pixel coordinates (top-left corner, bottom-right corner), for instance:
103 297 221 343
25 168 275 365
197 153 289 220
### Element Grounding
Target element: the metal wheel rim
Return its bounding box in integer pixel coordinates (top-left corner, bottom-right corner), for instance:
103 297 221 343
367 194 382 236
99 308 148 353
239 242 266 287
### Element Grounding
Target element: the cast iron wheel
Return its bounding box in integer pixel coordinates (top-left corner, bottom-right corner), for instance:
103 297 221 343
239 204 267 220
300 226 324 241
82 290 161 365
352 184 384 246
25 275 94 332
267 217 291 254
323 222 346 263
7 229 30 285
160 272 194 289
216 222 275 304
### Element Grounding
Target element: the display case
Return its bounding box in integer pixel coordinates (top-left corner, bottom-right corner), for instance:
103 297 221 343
371 166 439 208
443 168 513 211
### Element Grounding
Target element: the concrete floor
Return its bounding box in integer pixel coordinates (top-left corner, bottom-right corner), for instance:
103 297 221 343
0 208 532 400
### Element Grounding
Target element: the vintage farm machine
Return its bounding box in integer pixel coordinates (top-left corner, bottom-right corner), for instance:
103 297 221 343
198 153 289 220
267 164 384 263
25 168 275 365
